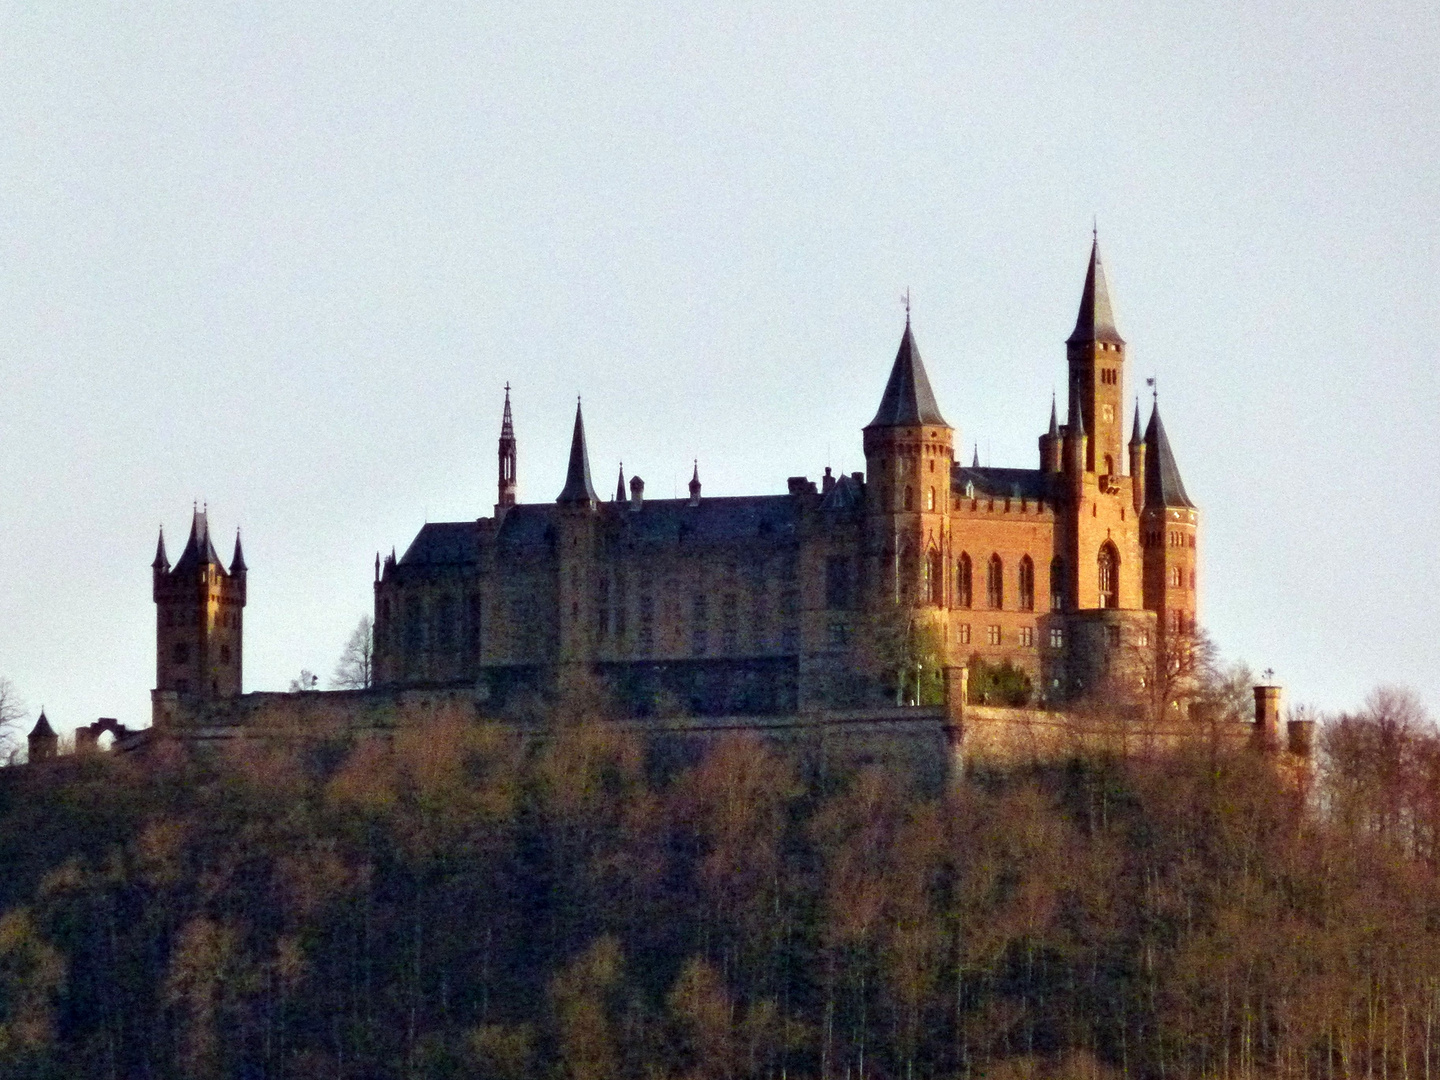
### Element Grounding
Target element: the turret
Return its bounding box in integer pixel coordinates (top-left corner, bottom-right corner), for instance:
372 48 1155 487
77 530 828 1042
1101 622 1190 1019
862 314 954 607
1140 400 1199 639
497 385 517 515
1066 401 1088 486
27 711 56 762
555 399 600 664
1039 395 1063 474
1066 234 1126 478
153 505 245 700
1128 401 1146 513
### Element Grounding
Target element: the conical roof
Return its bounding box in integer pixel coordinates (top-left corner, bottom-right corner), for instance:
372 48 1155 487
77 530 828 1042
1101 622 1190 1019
229 531 247 574
1067 236 1125 346
29 711 54 739
1144 403 1195 509
1130 399 1143 445
1048 395 1059 437
866 320 949 428
614 464 626 502
556 400 598 504
152 528 170 570
172 507 226 574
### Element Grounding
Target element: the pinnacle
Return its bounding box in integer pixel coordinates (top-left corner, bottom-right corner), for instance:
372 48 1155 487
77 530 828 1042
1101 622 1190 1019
1067 235 1125 346
556 399 598 505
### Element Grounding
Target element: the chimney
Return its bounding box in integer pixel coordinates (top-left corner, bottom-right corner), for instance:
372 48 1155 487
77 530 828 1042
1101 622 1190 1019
629 475 644 511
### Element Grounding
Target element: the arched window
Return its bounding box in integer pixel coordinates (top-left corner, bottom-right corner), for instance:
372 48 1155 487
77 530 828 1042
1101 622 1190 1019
926 548 943 605
957 553 972 609
1104 453 1115 476
1019 555 1035 611
1050 557 1064 612
926 487 935 511
1098 543 1120 609
987 554 1004 609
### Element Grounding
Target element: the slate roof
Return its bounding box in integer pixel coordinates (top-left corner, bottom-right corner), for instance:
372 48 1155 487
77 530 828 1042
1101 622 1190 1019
172 509 226 574
556 401 599 504
1067 237 1125 346
398 494 803 570
866 321 950 428
953 465 1050 502
29 711 54 739
1144 403 1195 509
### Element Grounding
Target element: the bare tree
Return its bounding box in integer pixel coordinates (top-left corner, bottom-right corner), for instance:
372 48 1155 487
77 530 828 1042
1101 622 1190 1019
288 670 319 693
0 676 27 761
330 616 374 690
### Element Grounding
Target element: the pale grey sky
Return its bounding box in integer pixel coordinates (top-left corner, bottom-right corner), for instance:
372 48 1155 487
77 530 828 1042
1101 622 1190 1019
1 1 1436 737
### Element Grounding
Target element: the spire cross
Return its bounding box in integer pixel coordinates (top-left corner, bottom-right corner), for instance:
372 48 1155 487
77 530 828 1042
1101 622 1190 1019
504 381 510 395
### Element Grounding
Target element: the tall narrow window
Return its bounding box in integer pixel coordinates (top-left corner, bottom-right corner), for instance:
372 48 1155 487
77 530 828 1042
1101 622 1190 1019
926 487 935 511
1098 543 1120 609
1018 555 1035 611
987 554 1004 609
957 553 972 609
927 548 943 605
1050 557 1064 612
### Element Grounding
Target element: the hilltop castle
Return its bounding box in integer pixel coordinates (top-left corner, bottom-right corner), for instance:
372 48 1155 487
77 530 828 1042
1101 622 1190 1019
145 237 1199 738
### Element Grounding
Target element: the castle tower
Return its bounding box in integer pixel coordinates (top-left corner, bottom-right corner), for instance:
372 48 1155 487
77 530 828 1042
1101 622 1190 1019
1140 400 1199 639
153 507 246 699
497 385 517 514
27 711 57 762
555 399 599 664
1066 235 1127 478
862 315 954 610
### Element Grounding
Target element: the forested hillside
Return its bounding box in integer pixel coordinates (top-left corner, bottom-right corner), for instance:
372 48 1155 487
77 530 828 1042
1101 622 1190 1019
0 688 1436 1080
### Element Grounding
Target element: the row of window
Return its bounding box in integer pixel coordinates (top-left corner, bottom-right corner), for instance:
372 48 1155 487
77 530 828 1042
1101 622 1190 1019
171 642 233 665
1144 529 1196 549
1169 567 1197 590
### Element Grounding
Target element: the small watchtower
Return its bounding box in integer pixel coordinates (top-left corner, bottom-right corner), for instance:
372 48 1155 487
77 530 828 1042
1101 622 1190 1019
153 507 247 700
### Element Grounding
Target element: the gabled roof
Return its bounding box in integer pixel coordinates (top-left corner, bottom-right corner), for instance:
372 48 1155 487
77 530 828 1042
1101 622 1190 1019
1144 403 1195 509
866 320 949 428
556 401 598 504
171 508 226 575
820 473 865 511
1067 236 1125 346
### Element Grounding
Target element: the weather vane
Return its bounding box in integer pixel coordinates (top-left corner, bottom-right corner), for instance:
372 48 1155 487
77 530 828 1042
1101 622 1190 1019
1146 376 1158 403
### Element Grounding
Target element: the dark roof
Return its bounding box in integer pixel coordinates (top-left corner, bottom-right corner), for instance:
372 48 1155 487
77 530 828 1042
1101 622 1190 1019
29 711 54 739
400 494 802 569
400 521 483 566
229 531 247 574
953 466 1050 501
866 321 950 428
1067 237 1125 346
500 387 514 439
171 509 226 575
1130 399 1143 445
152 529 170 570
1144 403 1195 509
820 473 865 511
1048 396 1059 437
556 401 599 504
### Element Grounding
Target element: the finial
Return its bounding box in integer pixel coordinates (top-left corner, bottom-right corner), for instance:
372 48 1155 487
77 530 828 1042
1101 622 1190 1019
1092 216 1097 243
1146 375 1157 404
504 381 510 396
902 288 911 325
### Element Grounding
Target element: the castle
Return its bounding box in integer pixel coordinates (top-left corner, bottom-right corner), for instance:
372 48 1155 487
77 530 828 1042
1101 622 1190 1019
140 236 1200 739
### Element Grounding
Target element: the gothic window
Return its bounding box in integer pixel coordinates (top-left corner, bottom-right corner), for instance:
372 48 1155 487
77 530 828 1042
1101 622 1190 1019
1098 543 1120 609
986 555 1004 609
926 549 943 605
1019 556 1035 611
1170 566 1183 588
1050 557 1064 612
926 487 935 511
957 553 972 609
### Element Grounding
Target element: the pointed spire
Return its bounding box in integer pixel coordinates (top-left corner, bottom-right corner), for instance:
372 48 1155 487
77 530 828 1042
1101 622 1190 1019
1130 398 1143 445
615 463 626 503
972 444 979 468
172 504 224 574
1048 394 1059 438
556 398 598 504
1067 234 1125 346
688 460 701 505
501 383 514 438
1144 400 1195 509
1071 399 1086 437
229 530 247 574
29 710 54 739
152 527 170 571
866 320 950 428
